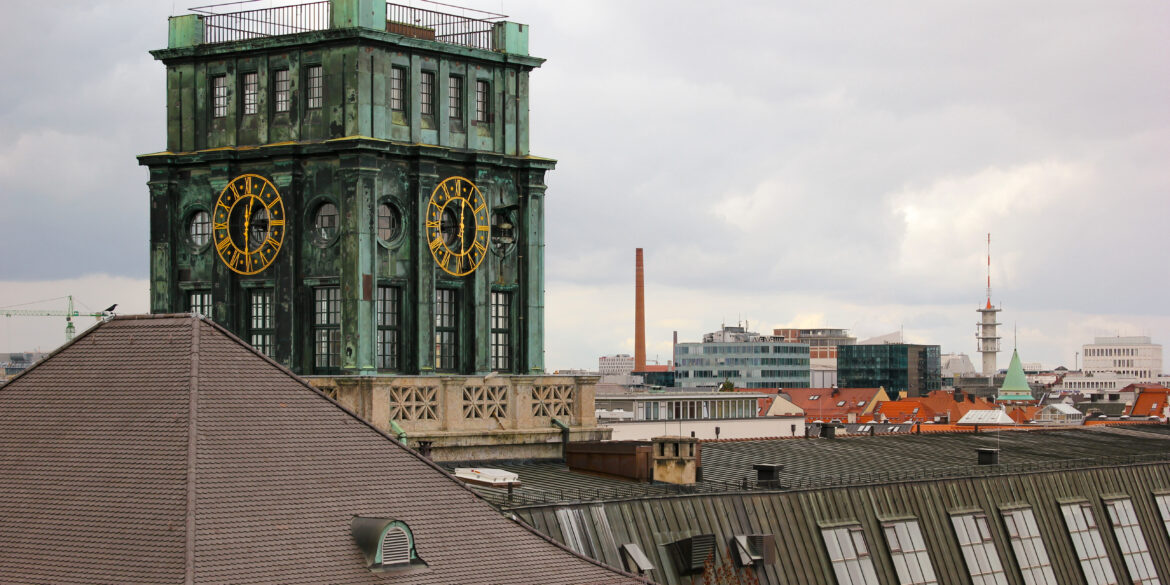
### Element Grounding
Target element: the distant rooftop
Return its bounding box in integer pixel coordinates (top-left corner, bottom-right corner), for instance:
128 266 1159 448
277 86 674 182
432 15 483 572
189 0 508 50
450 425 1170 508
1091 335 1156 345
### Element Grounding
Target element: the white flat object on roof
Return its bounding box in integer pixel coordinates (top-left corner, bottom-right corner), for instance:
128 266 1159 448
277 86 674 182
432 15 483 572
957 410 1015 425
453 467 521 487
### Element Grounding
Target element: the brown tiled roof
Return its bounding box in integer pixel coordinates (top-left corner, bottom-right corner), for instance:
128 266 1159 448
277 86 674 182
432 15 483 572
0 315 644 585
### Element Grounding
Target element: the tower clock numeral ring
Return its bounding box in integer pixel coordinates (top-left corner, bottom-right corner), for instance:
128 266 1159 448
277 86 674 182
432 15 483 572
426 176 490 277
212 173 286 276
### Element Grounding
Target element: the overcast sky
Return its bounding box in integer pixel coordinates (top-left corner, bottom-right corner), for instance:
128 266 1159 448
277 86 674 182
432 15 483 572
1 0 1167 372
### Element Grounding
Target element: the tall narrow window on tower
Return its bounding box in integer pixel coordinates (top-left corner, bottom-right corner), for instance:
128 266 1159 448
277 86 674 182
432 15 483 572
314 287 340 370
491 291 511 371
273 69 290 112
306 65 323 110
377 286 400 371
390 66 406 125
211 75 227 118
420 71 435 117
242 72 258 115
448 75 463 125
475 80 490 123
249 289 274 357
435 288 458 372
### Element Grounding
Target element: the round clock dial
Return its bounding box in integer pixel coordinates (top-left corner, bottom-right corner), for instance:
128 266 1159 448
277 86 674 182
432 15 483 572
426 176 489 277
212 174 286 275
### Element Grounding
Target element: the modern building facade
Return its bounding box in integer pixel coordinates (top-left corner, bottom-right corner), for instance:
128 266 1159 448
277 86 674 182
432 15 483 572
772 327 855 360
675 326 810 389
595 391 804 440
837 343 942 397
140 0 551 377
598 354 635 376
1083 336 1162 380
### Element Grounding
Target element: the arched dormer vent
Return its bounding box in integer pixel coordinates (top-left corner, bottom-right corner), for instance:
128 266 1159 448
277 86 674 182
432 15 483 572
351 516 425 571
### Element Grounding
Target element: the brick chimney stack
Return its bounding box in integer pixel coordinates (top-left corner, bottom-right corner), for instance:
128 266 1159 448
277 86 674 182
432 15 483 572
635 248 646 372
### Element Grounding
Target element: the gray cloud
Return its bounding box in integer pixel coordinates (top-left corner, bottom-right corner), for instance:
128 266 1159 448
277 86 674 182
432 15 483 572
1 0 1166 369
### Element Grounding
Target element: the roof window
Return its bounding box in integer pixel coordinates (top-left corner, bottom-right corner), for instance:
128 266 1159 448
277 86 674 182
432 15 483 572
731 534 776 567
620 543 655 576
837 401 846 407
810 395 820 400
351 517 425 571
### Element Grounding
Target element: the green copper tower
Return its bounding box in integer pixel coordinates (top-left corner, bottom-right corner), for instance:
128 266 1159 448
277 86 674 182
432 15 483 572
139 0 553 377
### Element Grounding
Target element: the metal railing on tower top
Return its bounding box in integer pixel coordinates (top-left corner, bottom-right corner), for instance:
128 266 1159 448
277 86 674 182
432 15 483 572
197 1 331 44
192 1 506 50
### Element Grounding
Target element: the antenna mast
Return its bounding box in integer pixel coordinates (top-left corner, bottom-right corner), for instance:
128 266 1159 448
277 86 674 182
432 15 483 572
986 233 992 308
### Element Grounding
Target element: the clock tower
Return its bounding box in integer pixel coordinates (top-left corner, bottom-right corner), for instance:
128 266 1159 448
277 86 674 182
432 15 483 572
139 0 552 378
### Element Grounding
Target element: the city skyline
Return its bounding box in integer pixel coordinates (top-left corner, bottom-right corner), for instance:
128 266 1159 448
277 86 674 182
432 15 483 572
1 0 1167 370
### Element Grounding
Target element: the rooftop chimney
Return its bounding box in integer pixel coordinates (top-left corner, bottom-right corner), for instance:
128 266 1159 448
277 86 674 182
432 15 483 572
635 248 646 372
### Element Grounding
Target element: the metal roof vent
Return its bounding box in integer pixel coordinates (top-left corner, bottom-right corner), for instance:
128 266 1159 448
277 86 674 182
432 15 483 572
619 543 655 576
668 534 716 576
351 517 426 572
731 533 776 567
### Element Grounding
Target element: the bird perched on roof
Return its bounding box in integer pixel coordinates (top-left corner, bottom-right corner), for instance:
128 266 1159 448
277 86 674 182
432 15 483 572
103 304 117 313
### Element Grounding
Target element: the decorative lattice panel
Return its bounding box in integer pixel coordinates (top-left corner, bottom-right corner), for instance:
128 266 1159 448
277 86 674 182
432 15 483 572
463 385 508 419
388 386 438 421
531 385 574 418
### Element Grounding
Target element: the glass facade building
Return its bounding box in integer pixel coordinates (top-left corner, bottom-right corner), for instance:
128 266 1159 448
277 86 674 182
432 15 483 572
837 344 942 397
674 336 810 389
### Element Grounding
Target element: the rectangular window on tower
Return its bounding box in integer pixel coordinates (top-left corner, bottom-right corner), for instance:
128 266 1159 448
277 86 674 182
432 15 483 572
306 65 323 110
377 285 400 371
242 72 258 115
475 80 490 123
390 66 406 124
314 287 340 371
188 291 212 317
435 288 458 372
249 289 274 357
420 70 435 125
491 291 511 371
448 75 464 128
273 69 290 112
211 75 227 118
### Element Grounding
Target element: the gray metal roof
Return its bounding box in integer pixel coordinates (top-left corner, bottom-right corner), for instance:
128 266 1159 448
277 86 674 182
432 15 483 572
451 426 1170 508
506 427 1170 584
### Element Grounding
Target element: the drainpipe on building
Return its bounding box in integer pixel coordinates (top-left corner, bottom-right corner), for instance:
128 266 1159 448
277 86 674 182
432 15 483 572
387 419 408 443
551 418 571 459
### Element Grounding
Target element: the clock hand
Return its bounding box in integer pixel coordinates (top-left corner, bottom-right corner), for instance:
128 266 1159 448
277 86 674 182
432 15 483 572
459 199 466 253
244 195 255 252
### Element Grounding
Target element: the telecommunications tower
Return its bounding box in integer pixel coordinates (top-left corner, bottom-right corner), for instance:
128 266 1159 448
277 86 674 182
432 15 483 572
976 234 1002 377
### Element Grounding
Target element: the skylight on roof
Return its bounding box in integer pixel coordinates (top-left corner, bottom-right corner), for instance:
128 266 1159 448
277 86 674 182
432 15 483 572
810 395 820 400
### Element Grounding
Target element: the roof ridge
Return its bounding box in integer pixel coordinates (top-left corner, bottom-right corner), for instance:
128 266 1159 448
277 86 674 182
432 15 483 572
185 316 199 585
184 314 649 581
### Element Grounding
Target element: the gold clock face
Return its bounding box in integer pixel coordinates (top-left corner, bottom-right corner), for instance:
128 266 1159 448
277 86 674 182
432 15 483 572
212 174 286 275
426 176 489 276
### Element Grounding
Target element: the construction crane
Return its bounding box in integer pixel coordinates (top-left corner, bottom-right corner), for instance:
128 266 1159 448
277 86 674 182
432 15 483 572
1 296 113 342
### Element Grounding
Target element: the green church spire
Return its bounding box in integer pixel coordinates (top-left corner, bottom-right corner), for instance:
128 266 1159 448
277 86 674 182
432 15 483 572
997 349 1033 402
